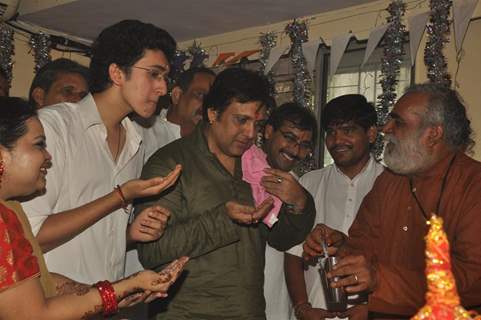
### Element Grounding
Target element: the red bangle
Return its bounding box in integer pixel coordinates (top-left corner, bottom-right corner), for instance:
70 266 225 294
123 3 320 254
114 185 129 214
94 280 118 317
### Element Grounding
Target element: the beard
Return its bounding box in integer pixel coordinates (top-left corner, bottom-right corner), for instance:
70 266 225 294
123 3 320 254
383 130 434 175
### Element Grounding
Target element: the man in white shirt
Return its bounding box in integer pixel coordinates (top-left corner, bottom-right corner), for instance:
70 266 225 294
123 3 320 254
285 94 384 320
28 58 89 109
22 20 181 285
261 102 318 320
166 67 215 136
133 67 215 163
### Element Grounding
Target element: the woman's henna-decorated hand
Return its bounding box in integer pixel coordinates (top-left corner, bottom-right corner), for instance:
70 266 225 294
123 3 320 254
117 256 189 307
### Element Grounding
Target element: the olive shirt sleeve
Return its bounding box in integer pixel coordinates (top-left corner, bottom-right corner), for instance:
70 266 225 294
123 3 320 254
135 154 241 270
262 189 316 252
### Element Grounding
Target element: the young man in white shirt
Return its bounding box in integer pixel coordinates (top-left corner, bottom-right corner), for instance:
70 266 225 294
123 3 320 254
285 94 384 320
22 20 181 285
261 102 318 320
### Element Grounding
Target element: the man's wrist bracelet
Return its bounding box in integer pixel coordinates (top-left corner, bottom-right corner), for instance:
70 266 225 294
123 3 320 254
114 185 130 214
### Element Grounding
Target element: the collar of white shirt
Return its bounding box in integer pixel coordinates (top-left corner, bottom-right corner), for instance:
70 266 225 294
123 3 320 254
77 93 142 148
332 155 377 184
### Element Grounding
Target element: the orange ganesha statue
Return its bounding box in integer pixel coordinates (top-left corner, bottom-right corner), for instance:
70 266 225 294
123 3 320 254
412 215 481 320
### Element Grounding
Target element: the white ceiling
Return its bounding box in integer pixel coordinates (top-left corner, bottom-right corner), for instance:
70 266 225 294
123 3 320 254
18 0 376 42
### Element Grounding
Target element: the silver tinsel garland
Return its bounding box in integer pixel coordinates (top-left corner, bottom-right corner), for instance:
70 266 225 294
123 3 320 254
286 21 316 174
285 20 312 110
258 32 277 96
258 32 277 73
188 41 209 69
171 50 189 82
375 0 406 159
424 0 452 87
29 32 52 72
0 23 14 85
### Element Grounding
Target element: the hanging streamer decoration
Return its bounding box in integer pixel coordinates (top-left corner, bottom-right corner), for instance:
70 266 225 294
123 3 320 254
285 20 312 110
286 20 317 174
258 32 277 74
424 0 452 87
258 32 277 95
0 23 15 86
188 41 209 69
171 50 189 82
375 0 406 160
29 32 52 73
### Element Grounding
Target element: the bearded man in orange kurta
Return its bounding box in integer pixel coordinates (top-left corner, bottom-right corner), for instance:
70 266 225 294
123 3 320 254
303 83 481 319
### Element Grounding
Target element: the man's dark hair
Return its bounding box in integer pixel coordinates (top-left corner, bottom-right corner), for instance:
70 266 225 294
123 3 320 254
28 58 89 105
405 83 474 152
267 102 318 145
89 19 176 93
175 67 215 91
0 97 37 150
0 67 8 81
202 68 272 120
321 94 377 131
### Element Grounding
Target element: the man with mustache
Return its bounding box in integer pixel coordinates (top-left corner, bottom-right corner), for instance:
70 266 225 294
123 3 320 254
28 58 89 109
260 102 319 320
165 67 216 136
285 94 384 320
303 84 481 318
135 68 316 319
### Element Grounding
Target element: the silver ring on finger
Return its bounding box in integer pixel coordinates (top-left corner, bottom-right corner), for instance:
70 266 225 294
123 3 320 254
353 274 359 283
276 176 283 183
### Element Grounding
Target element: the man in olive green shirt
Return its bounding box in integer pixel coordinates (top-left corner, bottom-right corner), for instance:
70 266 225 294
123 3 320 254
136 68 315 319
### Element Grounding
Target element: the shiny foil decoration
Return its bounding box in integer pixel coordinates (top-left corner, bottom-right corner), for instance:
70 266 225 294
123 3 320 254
286 20 316 174
258 32 277 73
424 0 452 87
29 32 52 73
285 20 312 110
188 41 209 69
171 50 189 82
0 23 14 85
258 32 277 96
411 215 481 320
375 0 406 160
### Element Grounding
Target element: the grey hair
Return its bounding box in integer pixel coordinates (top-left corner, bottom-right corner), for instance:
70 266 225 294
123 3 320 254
405 83 474 152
